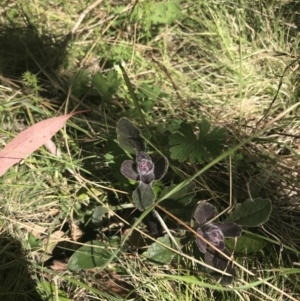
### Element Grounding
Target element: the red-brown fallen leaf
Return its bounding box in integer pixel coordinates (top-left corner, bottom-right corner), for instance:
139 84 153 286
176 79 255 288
0 112 77 177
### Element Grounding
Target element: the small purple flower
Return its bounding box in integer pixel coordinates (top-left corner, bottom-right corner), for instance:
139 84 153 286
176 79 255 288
120 151 169 211
120 151 168 185
193 202 242 285
136 152 155 184
137 158 153 174
193 202 242 253
199 224 225 252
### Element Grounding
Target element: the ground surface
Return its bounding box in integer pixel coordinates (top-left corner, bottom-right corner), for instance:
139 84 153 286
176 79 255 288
0 1 300 300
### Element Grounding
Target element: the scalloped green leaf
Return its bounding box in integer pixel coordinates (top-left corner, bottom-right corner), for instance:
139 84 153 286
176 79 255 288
226 232 266 254
226 198 272 227
149 2 182 25
145 234 182 265
137 83 160 112
168 120 227 163
91 70 121 100
72 70 90 97
67 240 113 272
138 83 160 101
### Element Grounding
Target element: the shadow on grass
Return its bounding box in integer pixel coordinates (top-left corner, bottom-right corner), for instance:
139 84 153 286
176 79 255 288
0 14 119 119
0 22 70 78
0 11 73 109
0 235 43 301
0 28 65 78
281 1 300 31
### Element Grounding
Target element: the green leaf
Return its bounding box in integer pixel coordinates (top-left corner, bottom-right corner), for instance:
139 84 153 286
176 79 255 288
168 120 227 163
39 281 70 301
28 232 42 250
156 119 181 134
91 70 121 100
91 72 108 94
138 83 161 112
107 69 122 92
72 70 90 97
226 232 266 254
67 240 113 272
116 117 145 154
226 198 272 227
145 234 182 264
150 2 182 25
132 182 155 211
141 99 155 112
138 83 160 101
91 206 109 228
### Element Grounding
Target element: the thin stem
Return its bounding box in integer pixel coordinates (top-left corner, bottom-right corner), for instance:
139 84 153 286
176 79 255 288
152 209 182 252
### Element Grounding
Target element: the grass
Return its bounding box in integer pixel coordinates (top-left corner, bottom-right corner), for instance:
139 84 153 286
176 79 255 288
1 0 300 300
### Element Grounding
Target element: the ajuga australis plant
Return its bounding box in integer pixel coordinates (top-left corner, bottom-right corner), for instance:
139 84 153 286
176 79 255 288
117 117 168 211
116 118 273 285
121 151 168 211
193 202 242 285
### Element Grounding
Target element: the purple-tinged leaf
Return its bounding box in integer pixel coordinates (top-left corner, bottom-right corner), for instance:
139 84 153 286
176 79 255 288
193 202 216 225
146 234 182 265
132 182 155 211
116 117 145 154
202 224 225 251
136 151 152 163
120 160 139 181
140 173 155 184
154 156 169 180
196 228 207 253
215 223 242 238
205 247 235 285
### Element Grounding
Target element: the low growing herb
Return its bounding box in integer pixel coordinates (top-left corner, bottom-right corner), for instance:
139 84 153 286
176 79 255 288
121 151 168 211
193 202 242 285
